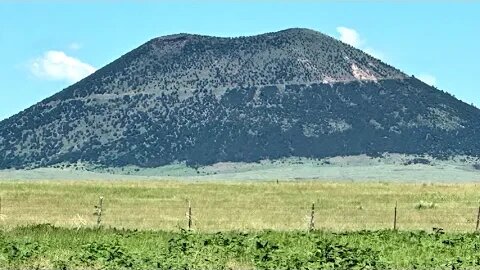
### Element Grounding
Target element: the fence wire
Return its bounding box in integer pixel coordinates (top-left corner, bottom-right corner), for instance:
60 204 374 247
0 197 480 232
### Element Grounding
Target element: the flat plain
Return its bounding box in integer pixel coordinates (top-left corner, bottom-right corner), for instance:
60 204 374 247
1 180 480 269
1 180 479 232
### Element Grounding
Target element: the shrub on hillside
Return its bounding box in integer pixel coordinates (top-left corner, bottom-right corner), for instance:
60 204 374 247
404 158 431 165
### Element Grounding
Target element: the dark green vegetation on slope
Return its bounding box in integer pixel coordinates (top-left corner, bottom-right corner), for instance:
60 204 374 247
1 77 479 169
1 28 479 169
2 225 480 269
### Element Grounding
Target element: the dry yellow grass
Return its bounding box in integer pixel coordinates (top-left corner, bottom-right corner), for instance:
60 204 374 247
0 180 479 232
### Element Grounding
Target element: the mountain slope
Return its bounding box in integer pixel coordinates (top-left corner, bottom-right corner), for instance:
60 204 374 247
1 28 479 169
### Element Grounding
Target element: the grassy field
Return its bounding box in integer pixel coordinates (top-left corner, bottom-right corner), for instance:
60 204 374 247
0 180 479 232
1 154 480 182
2 225 480 269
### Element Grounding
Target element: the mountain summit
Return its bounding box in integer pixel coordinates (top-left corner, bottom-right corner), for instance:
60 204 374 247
1 28 479 169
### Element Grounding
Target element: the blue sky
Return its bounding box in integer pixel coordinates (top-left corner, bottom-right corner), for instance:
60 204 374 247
1 1 479 120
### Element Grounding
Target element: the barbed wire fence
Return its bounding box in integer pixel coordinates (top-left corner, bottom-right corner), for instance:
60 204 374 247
0 194 480 232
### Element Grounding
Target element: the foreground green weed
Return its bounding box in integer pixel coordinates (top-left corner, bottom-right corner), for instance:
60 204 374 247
1 225 480 269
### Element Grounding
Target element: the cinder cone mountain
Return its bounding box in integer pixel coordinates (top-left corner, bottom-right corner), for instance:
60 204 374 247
1 28 479 169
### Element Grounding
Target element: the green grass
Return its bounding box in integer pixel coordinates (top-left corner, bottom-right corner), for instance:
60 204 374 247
1 180 480 269
0 180 480 232
2 225 480 269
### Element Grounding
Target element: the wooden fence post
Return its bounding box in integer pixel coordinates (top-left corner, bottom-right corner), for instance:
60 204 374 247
94 196 104 227
393 201 398 231
309 202 315 232
476 206 480 232
188 200 192 230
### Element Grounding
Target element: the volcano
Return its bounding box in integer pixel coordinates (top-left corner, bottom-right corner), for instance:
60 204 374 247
1 28 479 169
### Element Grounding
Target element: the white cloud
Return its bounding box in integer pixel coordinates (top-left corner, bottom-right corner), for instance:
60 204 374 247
68 42 82 50
336 26 363 47
29 50 96 83
336 26 385 61
417 73 437 86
